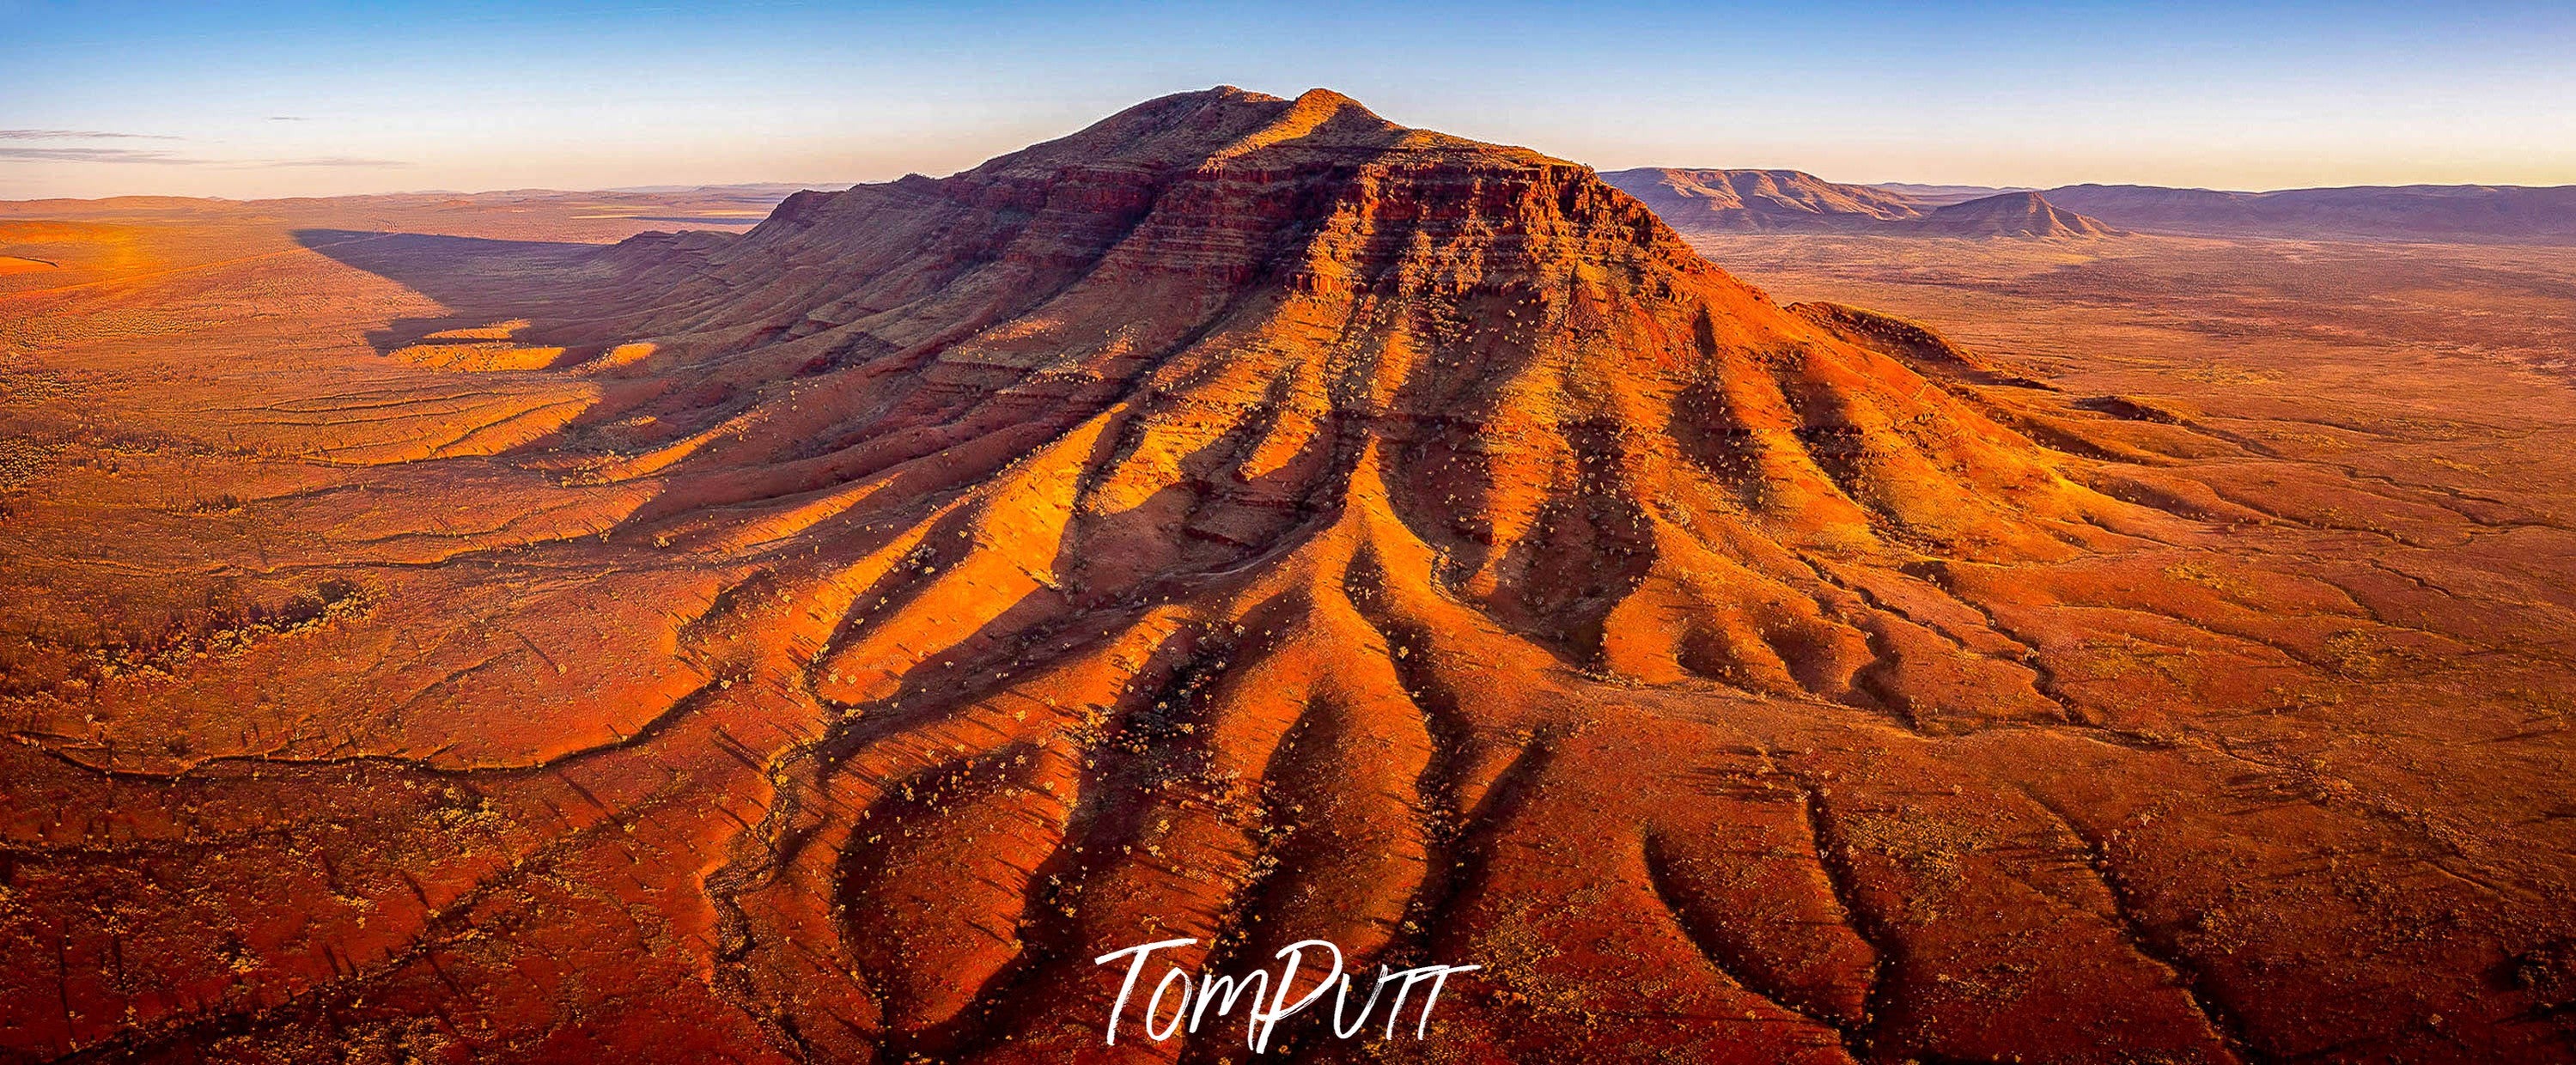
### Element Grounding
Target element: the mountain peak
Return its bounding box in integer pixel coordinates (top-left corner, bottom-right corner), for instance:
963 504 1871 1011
947 84 1550 182
1288 85 1362 110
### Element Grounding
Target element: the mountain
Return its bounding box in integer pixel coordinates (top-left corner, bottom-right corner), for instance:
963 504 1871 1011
1599 167 1928 230
545 87 2233 1059
1901 190 2119 239
2043 182 2576 242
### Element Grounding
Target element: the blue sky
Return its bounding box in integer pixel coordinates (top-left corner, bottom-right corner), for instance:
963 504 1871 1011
4 0 2572 198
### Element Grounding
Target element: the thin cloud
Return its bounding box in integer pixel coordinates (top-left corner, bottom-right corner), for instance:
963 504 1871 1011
0 125 405 168
0 146 409 167
0 129 183 141
268 116 309 122
0 146 204 163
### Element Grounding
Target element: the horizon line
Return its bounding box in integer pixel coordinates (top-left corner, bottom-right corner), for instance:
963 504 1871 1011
11 173 2576 207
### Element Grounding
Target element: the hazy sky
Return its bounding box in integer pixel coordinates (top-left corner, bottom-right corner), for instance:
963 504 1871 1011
5 0 2573 199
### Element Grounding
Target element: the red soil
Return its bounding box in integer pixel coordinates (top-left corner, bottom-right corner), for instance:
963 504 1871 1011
3 88 2572 1062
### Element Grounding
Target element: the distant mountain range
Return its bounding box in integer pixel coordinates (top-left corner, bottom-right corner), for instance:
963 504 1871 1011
1868 181 2037 206
1599 168 1927 231
1602 168 2116 240
1602 167 2576 242
2039 184 2576 242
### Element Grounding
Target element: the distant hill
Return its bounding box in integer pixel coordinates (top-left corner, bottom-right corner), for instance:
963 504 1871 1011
1605 169 2114 240
1870 181 2031 206
1599 167 1927 231
1614 167 2576 244
2042 183 2576 242
600 181 838 199
1902 191 2118 239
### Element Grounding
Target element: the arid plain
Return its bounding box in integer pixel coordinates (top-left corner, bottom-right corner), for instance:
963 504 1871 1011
3 89 2574 1063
